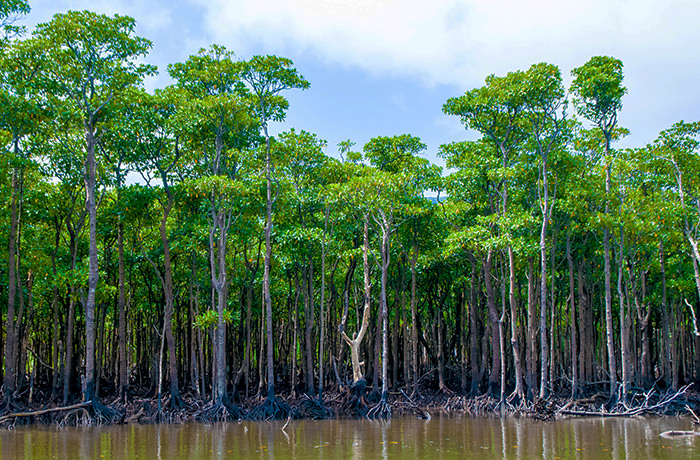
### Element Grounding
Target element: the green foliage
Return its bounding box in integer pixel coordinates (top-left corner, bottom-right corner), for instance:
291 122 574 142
194 308 240 329
33 10 155 130
363 134 426 173
443 69 528 154
571 56 626 133
0 0 29 38
3 6 700 408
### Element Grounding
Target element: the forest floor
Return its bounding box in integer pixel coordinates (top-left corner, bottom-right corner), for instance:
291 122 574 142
1 382 698 427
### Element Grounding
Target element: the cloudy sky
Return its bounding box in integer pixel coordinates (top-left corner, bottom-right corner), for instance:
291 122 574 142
24 0 700 167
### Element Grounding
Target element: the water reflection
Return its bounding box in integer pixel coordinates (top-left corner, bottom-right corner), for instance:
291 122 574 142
0 415 697 459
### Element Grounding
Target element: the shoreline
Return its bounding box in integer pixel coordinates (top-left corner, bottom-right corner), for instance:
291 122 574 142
1 385 697 428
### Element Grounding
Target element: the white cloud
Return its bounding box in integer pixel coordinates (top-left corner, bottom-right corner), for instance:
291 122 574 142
191 0 700 88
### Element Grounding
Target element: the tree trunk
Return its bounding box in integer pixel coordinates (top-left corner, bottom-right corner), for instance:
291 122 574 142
303 262 315 395
340 215 371 385
508 246 524 401
263 120 275 399
211 214 227 404
318 205 329 399
628 260 652 388
483 250 500 396
566 232 578 398
659 242 672 386
410 242 419 395
538 151 550 400
51 217 62 397
436 299 447 392
3 163 20 405
379 212 390 402
526 257 538 399
118 218 128 401
617 227 630 400
603 162 618 399
161 196 181 404
291 273 300 395
469 260 481 395
188 255 200 397
84 124 99 403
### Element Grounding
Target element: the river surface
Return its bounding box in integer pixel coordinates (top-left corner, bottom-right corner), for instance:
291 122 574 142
0 414 697 459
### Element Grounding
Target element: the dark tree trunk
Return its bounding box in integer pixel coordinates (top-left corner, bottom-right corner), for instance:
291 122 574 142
410 243 419 395
2 163 20 406
160 196 181 404
263 122 275 399
526 257 538 399
118 219 128 401
483 250 500 396
566 233 578 398
303 262 315 395
659 242 672 386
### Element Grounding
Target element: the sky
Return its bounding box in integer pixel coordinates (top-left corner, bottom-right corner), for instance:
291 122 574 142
22 0 700 169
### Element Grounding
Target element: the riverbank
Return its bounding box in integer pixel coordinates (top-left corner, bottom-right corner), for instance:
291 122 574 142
1 383 697 427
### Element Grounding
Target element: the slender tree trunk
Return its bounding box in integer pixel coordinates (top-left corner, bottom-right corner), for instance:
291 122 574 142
538 152 550 400
629 263 652 388
566 233 578 398
118 219 128 401
603 162 618 398
51 218 61 397
436 290 447 392
526 257 538 399
318 205 328 399
392 281 399 390
459 286 467 393
577 261 591 386
484 250 500 396
160 197 181 403
508 247 524 401
402 266 409 388
469 260 481 395
617 227 630 401
291 273 300 395
14 262 26 395
340 215 371 385
188 256 200 397
84 124 99 403
671 299 680 390
659 242 672 386
372 304 381 393
303 262 314 395
243 242 260 398
499 267 506 403
263 121 275 399
212 216 228 404
380 212 391 403
410 242 419 395
63 275 77 405
3 164 20 405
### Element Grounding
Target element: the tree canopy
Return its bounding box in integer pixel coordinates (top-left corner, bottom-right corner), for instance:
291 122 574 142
1 7 699 424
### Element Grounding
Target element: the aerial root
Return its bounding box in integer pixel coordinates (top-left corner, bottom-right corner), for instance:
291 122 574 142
299 395 332 420
197 398 244 422
341 380 369 418
249 395 292 421
367 399 392 420
557 384 693 418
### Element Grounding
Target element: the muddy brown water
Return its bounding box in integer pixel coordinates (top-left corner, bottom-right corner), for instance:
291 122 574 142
0 414 697 459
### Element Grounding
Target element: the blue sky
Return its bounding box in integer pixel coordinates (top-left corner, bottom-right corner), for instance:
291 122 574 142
24 0 700 169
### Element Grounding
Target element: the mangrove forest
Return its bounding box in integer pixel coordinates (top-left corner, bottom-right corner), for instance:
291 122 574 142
1 2 700 424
